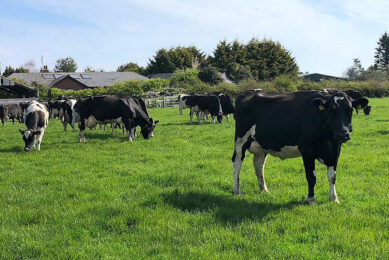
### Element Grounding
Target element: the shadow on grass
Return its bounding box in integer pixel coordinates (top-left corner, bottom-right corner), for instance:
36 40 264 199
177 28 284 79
377 130 389 135
0 146 22 153
162 190 300 224
376 120 389 122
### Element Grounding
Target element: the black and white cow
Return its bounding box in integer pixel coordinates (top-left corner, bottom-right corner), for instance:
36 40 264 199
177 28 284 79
60 98 78 132
18 101 49 151
217 93 235 122
73 95 159 142
181 95 223 124
232 89 369 204
48 100 65 120
0 103 23 125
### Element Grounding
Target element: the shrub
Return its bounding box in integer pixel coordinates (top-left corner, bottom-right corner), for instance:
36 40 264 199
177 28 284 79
273 75 300 92
170 69 199 87
143 78 170 92
198 66 223 85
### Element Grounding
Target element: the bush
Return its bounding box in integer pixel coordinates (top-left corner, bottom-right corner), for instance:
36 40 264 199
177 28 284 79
143 78 170 92
226 62 253 83
198 66 223 85
170 69 199 87
273 75 300 92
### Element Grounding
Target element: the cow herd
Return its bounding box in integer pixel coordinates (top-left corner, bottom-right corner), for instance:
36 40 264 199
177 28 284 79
0 89 373 203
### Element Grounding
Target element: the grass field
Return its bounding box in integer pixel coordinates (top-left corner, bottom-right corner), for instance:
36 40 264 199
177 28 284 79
0 98 388 259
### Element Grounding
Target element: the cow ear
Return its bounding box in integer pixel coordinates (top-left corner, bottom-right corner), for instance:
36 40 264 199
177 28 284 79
33 130 41 136
19 129 24 135
312 98 328 111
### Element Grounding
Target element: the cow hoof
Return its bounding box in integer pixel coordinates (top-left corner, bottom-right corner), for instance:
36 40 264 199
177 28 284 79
331 198 340 204
260 188 269 192
307 197 317 205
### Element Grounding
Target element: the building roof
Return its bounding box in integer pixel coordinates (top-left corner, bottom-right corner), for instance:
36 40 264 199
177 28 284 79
147 73 174 79
0 76 38 98
299 73 346 82
9 72 149 88
49 74 89 88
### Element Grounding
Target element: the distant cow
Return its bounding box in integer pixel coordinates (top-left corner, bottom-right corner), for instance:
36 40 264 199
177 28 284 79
0 103 23 125
60 99 78 131
18 101 49 151
181 95 223 124
73 95 159 142
232 89 368 204
48 100 65 120
217 93 235 122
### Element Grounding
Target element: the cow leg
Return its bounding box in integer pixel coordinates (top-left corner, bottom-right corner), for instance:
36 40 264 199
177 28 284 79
36 130 44 151
211 115 215 124
327 166 340 203
123 120 133 141
232 140 250 196
226 114 230 123
130 127 136 140
253 153 268 192
63 121 67 132
189 108 194 124
79 119 86 143
12 118 15 125
302 155 317 204
197 112 201 124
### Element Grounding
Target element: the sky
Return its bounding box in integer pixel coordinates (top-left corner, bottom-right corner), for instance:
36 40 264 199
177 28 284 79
0 0 388 76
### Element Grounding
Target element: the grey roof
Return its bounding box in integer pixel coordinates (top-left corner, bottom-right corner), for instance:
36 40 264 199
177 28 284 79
9 72 149 88
147 73 174 79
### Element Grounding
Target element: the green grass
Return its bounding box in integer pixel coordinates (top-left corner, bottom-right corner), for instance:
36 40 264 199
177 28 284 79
0 98 388 259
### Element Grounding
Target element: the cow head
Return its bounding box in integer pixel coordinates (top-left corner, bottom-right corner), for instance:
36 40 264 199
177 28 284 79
363 105 371 115
19 129 41 152
140 118 159 139
312 93 355 143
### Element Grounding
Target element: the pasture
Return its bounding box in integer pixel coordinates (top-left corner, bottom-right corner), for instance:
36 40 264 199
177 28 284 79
0 98 388 259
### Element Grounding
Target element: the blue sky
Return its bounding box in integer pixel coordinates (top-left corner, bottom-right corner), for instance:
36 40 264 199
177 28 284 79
0 0 388 76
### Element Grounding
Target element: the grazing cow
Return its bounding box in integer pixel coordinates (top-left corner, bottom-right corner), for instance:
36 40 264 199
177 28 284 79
217 93 235 122
73 95 159 142
323 89 369 114
48 100 65 120
0 103 23 125
232 89 369 204
363 105 371 115
60 99 78 131
18 101 49 151
181 95 223 124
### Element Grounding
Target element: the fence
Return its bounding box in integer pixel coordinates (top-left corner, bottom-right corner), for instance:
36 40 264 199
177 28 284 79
144 96 179 108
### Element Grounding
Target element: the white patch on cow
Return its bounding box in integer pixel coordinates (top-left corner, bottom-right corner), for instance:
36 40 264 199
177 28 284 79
179 94 189 115
334 96 344 104
253 153 268 192
327 166 339 203
313 170 317 177
265 146 301 160
24 130 31 139
233 124 256 195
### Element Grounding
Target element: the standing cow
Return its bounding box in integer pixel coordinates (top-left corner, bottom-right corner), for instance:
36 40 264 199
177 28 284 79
181 95 223 124
232 90 368 204
18 101 49 151
0 103 23 125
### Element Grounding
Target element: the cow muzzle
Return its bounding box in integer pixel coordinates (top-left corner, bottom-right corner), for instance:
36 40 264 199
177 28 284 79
336 133 351 143
24 147 32 152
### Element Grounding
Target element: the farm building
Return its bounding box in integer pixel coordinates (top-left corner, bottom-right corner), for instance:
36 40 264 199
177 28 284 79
299 73 345 82
0 76 38 98
147 73 174 79
9 71 149 90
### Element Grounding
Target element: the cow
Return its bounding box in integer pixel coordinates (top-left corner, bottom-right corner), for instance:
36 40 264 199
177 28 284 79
181 95 223 124
73 95 159 142
0 103 23 125
217 93 235 122
48 100 65 120
232 89 369 204
60 98 78 132
323 89 369 114
178 94 190 115
18 101 49 151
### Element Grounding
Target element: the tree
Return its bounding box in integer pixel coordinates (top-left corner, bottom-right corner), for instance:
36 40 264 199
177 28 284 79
2 65 29 77
374 32 389 70
210 38 299 81
226 62 253 83
117 62 146 75
344 58 364 80
146 46 206 74
54 57 78 72
198 65 223 85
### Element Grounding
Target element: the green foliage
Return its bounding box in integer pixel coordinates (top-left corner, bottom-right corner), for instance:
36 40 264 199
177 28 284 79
344 58 364 81
54 57 78 72
374 32 389 70
210 38 299 81
117 62 147 75
8 77 28 85
2 66 29 77
170 69 200 88
198 66 223 85
146 46 206 74
226 62 253 83
273 75 301 92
